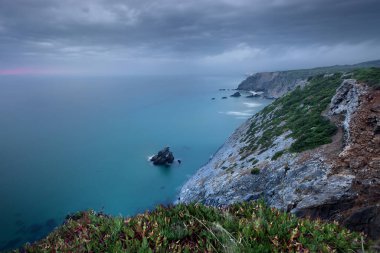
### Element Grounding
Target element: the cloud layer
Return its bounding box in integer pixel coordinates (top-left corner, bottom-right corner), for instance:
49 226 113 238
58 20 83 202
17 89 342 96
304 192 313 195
0 0 379 75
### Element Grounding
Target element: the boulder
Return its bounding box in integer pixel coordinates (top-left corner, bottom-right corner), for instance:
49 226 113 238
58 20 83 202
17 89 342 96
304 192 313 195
230 92 241 97
344 205 380 240
150 147 175 165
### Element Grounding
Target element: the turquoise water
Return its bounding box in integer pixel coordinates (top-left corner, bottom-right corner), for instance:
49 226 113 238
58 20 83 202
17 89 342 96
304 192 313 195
0 75 270 250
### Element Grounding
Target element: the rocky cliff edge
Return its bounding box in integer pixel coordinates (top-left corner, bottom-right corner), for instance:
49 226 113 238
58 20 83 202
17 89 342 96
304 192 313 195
178 73 380 240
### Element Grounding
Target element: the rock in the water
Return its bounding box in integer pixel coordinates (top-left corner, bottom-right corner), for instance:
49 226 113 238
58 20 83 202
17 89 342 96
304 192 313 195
246 94 260 98
150 147 175 165
230 92 241 97
221 96 228 99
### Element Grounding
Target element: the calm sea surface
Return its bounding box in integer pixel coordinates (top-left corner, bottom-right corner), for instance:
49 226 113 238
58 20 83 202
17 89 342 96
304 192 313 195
0 75 270 250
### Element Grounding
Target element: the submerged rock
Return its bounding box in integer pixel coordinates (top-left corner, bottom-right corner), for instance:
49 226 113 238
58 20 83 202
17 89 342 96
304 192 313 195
221 96 228 99
150 147 175 165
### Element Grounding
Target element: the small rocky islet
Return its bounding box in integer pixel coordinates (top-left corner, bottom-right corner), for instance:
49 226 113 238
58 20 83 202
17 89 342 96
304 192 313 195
230 91 241 97
150 147 175 165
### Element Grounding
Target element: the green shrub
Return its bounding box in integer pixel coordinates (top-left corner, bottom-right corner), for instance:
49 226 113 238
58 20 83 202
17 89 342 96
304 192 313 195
353 67 380 89
248 157 259 165
251 167 260 175
271 150 285 160
15 201 366 252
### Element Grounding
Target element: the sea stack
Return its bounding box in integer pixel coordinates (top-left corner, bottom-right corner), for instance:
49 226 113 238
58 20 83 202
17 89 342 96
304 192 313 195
150 147 175 165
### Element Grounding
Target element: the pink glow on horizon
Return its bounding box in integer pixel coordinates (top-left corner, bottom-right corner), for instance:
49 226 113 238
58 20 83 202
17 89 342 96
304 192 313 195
0 67 65 75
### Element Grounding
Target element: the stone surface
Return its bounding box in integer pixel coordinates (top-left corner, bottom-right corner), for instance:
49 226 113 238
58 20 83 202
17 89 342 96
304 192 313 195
246 94 260 98
328 79 367 144
230 92 241 97
344 205 380 240
238 71 308 98
150 147 175 165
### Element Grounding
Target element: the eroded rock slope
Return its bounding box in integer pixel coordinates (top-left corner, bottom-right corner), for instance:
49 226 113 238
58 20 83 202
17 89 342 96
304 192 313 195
179 73 380 239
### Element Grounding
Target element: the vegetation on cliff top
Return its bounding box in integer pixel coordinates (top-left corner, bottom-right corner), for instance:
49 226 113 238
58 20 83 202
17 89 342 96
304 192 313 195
14 201 364 253
353 67 380 89
241 73 342 158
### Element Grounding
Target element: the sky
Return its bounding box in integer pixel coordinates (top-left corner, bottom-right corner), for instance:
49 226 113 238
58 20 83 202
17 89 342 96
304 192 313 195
0 0 379 75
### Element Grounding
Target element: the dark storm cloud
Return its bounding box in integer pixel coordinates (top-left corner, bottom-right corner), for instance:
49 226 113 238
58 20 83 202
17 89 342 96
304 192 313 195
0 0 379 74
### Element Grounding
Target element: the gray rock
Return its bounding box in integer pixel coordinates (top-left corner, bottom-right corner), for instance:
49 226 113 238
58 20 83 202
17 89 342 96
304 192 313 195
238 71 308 98
344 205 380 240
230 92 241 97
150 147 175 165
243 192 263 201
328 79 367 144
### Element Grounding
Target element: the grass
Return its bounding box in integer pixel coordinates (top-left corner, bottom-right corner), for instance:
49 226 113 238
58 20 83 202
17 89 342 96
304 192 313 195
13 201 365 252
241 73 342 155
353 67 380 89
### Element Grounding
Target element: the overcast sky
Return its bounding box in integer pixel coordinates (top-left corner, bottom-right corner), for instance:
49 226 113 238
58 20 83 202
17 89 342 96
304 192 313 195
0 0 379 75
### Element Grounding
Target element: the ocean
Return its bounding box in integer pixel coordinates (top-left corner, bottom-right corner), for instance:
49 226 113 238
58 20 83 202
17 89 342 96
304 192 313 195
0 75 270 250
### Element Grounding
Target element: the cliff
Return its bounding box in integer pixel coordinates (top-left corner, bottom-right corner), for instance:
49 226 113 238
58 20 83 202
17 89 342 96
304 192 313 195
238 59 380 98
179 68 380 240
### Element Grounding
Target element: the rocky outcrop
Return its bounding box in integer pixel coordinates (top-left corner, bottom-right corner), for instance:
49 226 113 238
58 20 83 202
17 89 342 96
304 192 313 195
238 71 309 98
178 77 380 239
230 92 241 97
246 93 260 98
328 79 367 144
150 147 174 165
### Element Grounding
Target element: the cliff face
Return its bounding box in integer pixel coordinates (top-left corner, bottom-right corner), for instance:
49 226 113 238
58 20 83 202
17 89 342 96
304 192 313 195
179 73 380 239
237 71 308 98
238 60 380 98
